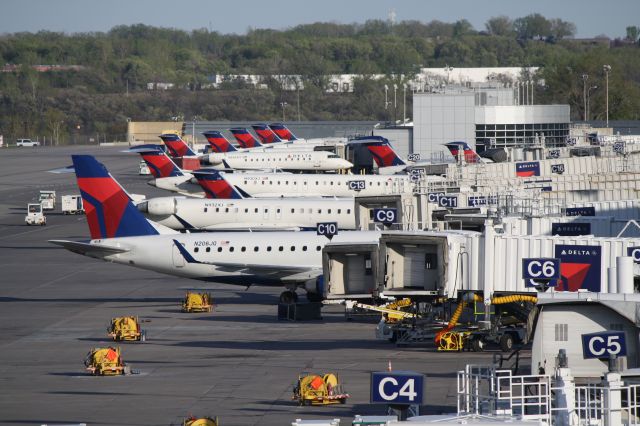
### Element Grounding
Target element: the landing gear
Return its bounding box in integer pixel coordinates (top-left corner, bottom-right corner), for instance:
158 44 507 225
306 292 324 303
279 290 298 304
470 336 485 352
500 333 514 352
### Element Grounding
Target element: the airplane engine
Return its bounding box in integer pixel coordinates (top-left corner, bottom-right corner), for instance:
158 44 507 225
203 154 223 165
303 276 324 295
137 197 178 216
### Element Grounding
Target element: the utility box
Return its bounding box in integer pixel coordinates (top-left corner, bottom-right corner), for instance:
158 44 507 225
323 242 379 299
61 195 84 215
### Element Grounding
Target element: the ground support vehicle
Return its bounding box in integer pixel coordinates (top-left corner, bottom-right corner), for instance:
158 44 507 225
38 190 56 210
25 203 46 225
61 195 84 214
182 292 213 312
84 347 129 376
107 316 145 341
292 373 349 406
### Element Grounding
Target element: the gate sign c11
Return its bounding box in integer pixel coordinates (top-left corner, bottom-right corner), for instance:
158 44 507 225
371 372 424 405
555 244 602 292
373 208 397 225
317 222 338 240
522 258 561 282
627 247 640 264
582 331 627 359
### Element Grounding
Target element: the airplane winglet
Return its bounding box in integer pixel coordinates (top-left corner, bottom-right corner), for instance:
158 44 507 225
172 239 201 264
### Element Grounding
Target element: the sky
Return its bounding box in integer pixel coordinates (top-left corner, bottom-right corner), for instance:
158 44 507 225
0 0 638 39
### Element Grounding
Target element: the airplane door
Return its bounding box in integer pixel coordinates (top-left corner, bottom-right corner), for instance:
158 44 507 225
172 243 185 268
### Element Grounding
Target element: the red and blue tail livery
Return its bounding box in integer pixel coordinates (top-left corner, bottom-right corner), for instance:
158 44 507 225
252 123 282 144
444 141 481 164
129 146 183 178
159 134 197 157
229 128 263 149
363 138 406 167
72 155 158 240
192 170 245 199
269 123 298 141
203 131 238 153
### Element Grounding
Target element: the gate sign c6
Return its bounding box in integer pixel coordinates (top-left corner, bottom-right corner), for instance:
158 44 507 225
581 331 627 359
522 258 561 280
371 372 424 405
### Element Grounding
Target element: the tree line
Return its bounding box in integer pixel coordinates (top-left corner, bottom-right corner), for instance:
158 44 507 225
0 15 638 144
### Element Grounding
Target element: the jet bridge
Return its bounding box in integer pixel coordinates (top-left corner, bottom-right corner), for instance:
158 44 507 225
322 242 380 300
354 194 420 231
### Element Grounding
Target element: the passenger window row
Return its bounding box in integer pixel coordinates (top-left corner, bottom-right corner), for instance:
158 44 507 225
193 245 323 253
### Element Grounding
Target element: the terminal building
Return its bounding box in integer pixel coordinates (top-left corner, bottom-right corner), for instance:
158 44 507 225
412 85 570 157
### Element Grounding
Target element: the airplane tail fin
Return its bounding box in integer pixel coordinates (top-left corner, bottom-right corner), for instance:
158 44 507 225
358 136 406 167
130 147 184 178
229 128 263 148
251 123 282 144
202 130 238 153
444 141 481 164
159 133 197 157
269 123 298 141
71 155 160 240
192 170 246 199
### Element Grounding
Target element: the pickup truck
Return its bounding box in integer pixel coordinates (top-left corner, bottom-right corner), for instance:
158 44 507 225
16 138 40 147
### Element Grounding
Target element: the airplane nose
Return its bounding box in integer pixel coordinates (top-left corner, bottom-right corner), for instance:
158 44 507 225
147 179 157 187
340 159 353 169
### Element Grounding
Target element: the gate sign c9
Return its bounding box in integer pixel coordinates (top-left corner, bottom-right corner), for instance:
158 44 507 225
581 331 627 359
317 222 338 240
522 258 560 281
373 208 397 225
371 372 424 405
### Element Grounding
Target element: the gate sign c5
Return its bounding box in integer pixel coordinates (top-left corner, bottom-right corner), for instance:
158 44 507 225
582 331 627 359
370 372 424 405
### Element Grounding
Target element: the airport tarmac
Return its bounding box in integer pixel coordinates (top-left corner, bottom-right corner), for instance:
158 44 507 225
0 146 528 425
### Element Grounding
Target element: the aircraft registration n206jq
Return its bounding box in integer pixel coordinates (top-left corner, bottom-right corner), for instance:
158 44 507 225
50 155 379 303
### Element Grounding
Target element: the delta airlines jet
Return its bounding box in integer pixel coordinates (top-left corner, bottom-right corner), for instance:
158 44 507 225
269 123 347 144
50 155 380 303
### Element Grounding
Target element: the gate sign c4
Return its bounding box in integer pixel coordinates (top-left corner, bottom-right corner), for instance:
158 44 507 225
370 372 424 405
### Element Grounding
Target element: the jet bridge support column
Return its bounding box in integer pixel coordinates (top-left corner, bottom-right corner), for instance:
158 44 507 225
481 221 495 327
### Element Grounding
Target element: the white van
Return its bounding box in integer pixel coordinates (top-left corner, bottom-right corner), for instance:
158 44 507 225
16 139 40 147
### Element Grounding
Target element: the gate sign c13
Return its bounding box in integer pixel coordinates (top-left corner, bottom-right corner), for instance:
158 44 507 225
554 245 602 292
371 372 424 405
582 331 627 359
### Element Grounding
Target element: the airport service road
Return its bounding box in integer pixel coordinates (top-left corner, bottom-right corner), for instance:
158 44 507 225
0 146 524 426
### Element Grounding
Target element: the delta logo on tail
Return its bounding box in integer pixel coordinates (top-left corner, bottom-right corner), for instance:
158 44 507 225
365 141 406 167
202 131 237 153
252 124 282 144
554 244 602 292
192 171 244 199
269 123 297 141
139 150 183 178
159 134 197 157
72 155 158 240
229 128 263 149
444 142 481 164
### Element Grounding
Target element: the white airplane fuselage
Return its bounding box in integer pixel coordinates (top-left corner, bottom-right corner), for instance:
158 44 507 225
83 231 380 285
204 151 352 171
139 196 356 230
151 172 415 199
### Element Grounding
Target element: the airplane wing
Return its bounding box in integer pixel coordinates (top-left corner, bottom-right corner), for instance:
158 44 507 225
172 239 320 277
49 240 130 258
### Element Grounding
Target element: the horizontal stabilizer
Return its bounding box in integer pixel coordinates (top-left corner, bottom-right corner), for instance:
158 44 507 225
49 240 130 258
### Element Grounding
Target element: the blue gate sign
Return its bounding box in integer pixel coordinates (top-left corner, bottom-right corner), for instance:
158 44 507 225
547 149 560 159
427 192 445 203
522 258 561 281
438 195 458 208
552 223 591 236
408 153 421 161
551 164 565 174
373 208 397 224
613 142 625 154
566 207 596 217
627 247 640 264
317 222 338 240
555 245 602 292
371 372 424 405
582 331 627 359
516 161 540 177
348 180 366 191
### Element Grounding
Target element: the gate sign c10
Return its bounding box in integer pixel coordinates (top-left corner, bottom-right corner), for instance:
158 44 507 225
582 331 627 359
627 247 640 264
371 372 424 405
373 208 397 225
522 258 561 281
317 222 338 240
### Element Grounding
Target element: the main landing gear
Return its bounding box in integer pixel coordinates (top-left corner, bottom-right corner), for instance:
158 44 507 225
279 290 298 304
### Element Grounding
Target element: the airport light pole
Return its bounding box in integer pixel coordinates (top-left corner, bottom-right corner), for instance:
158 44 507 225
603 64 611 127
587 85 598 121
444 65 453 85
384 85 389 109
403 84 407 124
280 102 288 122
393 84 398 123
581 74 589 121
